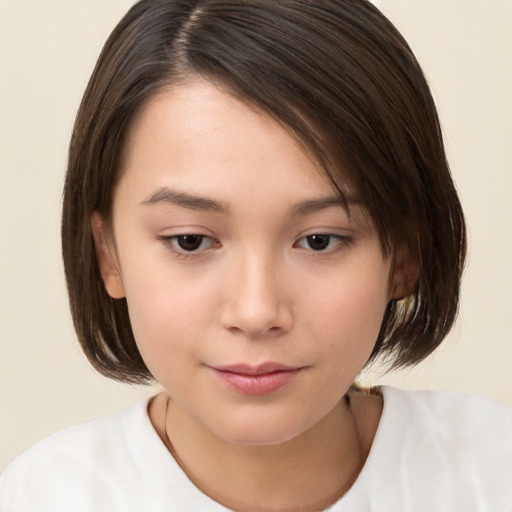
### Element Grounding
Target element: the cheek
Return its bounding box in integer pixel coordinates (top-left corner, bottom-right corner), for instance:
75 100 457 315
120 262 219 366
125 287 207 389
303 265 390 356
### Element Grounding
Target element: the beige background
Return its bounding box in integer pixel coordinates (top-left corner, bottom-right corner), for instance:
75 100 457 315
0 1 511 472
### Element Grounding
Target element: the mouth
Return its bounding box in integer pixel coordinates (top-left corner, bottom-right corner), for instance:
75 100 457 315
208 363 305 396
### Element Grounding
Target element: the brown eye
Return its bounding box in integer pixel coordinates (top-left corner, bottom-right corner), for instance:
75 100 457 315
305 234 331 251
161 234 219 257
176 235 205 251
295 233 352 253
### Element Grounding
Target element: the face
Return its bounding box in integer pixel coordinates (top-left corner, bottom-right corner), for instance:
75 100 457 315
95 79 400 446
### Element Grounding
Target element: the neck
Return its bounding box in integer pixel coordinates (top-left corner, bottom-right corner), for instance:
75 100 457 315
162 395 363 512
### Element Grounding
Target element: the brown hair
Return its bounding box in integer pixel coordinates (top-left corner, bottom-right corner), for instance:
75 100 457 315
62 0 466 384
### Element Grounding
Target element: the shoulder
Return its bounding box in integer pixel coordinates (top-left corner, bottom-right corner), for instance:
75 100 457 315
380 386 512 461
0 399 154 511
365 386 512 510
1 398 151 470
382 385 512 440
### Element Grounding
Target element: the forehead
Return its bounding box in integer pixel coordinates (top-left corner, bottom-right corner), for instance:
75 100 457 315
118 79 356 211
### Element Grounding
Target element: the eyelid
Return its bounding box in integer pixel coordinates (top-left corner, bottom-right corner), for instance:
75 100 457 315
158 233 220 258
157 229 353 259
294 233 354 253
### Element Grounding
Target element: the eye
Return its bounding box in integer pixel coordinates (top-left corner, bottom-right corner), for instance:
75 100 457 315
296 234 350 252
164 234 218 253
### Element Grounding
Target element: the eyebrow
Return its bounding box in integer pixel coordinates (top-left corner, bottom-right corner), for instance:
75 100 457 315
289 194 360 216
141 187 231 213
141 187 359 216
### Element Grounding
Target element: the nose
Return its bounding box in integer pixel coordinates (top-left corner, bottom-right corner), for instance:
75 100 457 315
219 253 293 338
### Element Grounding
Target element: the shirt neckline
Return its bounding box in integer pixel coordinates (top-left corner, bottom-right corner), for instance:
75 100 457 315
134 386 403 509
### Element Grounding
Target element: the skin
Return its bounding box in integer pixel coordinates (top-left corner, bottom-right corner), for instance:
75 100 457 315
92 79 410 511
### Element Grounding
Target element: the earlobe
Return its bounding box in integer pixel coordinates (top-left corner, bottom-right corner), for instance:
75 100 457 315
90 212 126 299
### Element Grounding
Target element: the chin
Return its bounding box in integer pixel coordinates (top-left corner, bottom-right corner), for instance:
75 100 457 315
207 408 314 447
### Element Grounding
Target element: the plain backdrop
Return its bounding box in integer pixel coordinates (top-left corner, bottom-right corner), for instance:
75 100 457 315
1 0 511 472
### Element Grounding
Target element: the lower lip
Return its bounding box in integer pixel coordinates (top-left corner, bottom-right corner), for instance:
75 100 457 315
211 368 302 396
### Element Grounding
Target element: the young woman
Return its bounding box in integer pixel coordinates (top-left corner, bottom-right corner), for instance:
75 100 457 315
1 1 510 510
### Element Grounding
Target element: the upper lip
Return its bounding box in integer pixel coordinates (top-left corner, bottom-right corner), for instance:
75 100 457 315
210 363 301 375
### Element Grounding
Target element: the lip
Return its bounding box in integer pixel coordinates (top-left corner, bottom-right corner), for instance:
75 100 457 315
209 363 304 396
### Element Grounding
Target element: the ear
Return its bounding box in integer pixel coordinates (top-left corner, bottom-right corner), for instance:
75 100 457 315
90 212 126 299
389 247 419 300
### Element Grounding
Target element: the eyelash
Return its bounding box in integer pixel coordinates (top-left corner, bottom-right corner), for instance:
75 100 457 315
159 234 219 258
294 234 353 253
159 233 353 259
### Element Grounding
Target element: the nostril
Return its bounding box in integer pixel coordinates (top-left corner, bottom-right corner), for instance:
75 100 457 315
218 274 293 336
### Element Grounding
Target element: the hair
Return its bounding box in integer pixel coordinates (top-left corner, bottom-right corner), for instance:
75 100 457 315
62 0 466 384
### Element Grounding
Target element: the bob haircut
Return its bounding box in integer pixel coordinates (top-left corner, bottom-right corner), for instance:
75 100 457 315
62 0 466 384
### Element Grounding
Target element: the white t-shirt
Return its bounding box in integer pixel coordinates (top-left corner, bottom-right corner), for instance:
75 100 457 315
1 386 511 512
